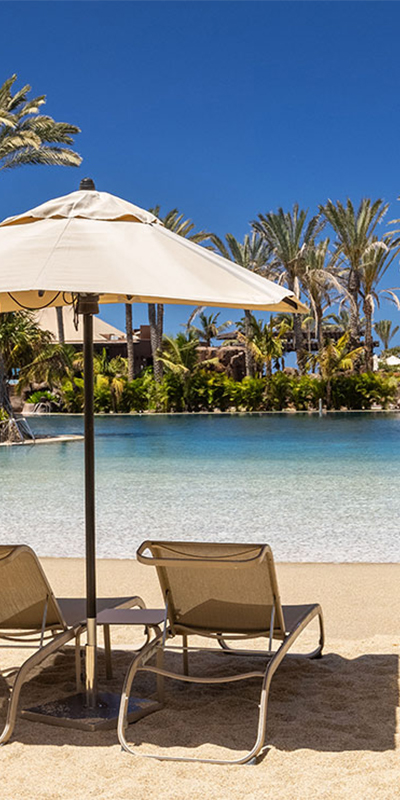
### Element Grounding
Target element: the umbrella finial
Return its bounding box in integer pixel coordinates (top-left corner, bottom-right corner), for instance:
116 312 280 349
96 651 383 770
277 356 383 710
79 177 96 191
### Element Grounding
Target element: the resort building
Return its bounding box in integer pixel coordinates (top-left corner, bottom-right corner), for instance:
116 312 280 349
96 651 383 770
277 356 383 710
35 306 152 375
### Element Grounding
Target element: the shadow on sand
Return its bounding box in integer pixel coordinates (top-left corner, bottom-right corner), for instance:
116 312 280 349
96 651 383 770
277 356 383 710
1 647 398 757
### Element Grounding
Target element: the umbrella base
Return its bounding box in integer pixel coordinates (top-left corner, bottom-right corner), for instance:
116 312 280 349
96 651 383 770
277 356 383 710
21 691 160 731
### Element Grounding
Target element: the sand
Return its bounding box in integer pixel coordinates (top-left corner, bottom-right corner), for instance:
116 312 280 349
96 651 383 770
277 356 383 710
1 558 399 800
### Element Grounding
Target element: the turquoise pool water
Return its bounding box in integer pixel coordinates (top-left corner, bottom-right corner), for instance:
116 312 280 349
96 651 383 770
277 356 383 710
0 413 399 562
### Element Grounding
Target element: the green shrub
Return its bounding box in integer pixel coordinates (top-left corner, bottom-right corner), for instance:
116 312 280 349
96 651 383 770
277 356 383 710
119 377 149 412
264 373 292 410
237 377 266 411
60 377 84 412
330 373 397 409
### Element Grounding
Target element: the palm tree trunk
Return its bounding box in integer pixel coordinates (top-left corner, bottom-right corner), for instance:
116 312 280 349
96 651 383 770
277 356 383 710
156 303 164 359
348 269 360 349
56 307 65 343
316 306 324 351
363 297 373 372
244 310 254 378
0 353 13 417
148 303 164 383
326 378 332 410
125 303 134 382
286 276 305 374
293 313 306 374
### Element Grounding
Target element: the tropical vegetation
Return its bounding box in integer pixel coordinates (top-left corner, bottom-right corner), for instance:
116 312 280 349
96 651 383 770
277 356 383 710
0 74 81 439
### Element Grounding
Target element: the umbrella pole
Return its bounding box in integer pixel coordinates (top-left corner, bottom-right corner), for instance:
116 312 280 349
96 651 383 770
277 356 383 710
21 291 161 729
83 308 97 708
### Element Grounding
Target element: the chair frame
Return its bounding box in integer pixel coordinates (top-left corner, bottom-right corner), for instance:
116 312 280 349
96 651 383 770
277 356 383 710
0 545 146 745
118 541 325 765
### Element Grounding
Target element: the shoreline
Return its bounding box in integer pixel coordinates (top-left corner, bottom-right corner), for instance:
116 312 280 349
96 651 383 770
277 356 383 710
20 408 400 416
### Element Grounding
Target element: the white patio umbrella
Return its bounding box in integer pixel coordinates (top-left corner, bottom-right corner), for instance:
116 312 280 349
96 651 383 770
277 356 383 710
0 179 306 728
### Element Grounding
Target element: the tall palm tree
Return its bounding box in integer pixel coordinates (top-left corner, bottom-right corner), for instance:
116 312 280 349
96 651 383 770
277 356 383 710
302 238 347 351
0 74 81 171
55 307 65 343
374 319 400 352
210 232 274 377
320 198 389 350
252 205 324 373
141 207 211 383
187 311 232 346
359 236 400 370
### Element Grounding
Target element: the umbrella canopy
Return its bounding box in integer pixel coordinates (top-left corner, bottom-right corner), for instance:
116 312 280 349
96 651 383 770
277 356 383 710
0 182 306 725
0 188 307 313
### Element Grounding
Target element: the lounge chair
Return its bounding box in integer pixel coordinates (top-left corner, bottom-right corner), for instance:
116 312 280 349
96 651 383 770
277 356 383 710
118 541 324 765
0 544 146 745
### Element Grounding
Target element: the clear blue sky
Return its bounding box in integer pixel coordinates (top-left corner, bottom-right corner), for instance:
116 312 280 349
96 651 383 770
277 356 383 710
1 1 400 345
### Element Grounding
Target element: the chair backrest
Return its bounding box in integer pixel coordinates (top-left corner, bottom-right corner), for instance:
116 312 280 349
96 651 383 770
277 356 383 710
137 541 286 638
0 545 65 630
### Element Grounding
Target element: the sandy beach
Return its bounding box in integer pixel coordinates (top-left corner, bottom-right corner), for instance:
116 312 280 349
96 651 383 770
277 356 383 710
1 557 399 800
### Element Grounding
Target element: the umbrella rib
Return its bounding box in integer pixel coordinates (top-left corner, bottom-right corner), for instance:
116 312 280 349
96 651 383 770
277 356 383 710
32 216 74 287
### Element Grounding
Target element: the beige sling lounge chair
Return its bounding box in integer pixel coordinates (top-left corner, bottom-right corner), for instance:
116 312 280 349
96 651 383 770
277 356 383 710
118 541 325 765
0 544 146 745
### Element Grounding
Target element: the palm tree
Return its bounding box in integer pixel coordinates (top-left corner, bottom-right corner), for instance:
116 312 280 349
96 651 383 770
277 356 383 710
187 311 232 346
238 315 289 377
0 74 81 171
143 207 211 383
210 232 274 377
309 333 363 408
252 205 324 373
93 350 126 412
374 319 400 352
17 342 78 393
55 307 65 343
156 331 217 411
302 238 347 352
320 198 389 350
359 236 400 370
323 308 352 335
0 74 81 435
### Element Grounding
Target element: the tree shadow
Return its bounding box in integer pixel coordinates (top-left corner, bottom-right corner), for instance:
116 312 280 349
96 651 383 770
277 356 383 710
1 648 398 756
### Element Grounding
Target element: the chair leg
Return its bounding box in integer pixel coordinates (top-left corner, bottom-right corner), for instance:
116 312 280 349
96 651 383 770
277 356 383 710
75 631 83 692
117 630 164 746
182 635 189 676
156 647 165 705
0 625 82 746
103 624 112 680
